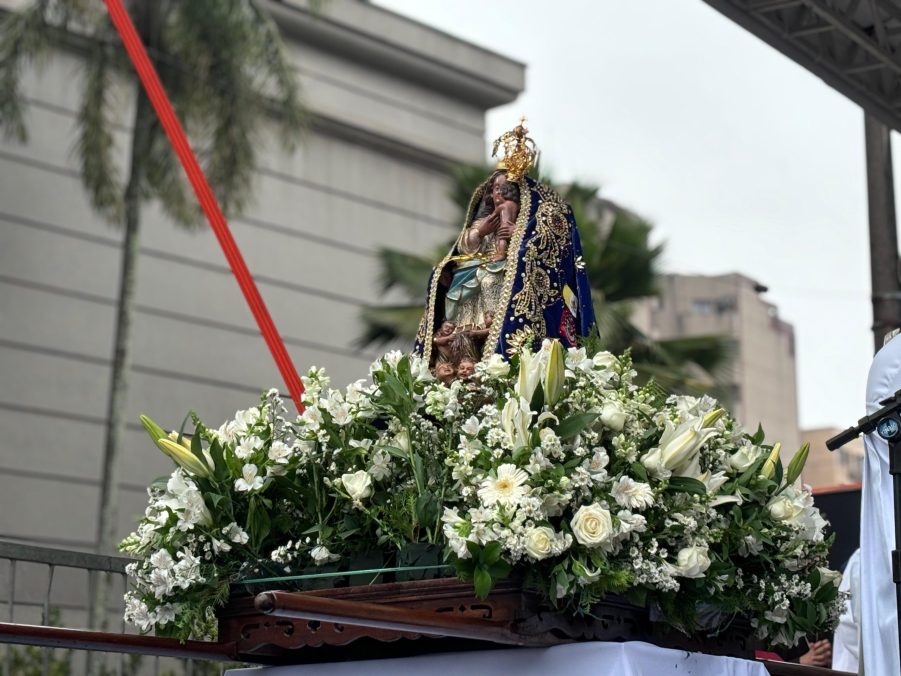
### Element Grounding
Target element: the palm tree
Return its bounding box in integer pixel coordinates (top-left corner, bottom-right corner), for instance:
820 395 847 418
360 164 732 397
0 0 307 565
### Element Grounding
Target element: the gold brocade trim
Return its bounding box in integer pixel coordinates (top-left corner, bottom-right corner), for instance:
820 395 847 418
481 177 533 359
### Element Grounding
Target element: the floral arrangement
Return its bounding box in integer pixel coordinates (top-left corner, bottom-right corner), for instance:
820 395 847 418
120 342 844 648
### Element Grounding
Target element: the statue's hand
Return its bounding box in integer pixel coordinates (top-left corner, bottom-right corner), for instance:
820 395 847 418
476 213 499 237
496 220 516 239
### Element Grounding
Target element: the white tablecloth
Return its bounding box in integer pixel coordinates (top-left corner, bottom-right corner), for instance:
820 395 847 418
226 641 768 675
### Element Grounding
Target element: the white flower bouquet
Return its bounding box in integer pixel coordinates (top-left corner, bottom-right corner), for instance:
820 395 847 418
121 342 843 648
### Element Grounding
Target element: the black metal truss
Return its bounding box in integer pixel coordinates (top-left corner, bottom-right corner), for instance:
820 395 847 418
702 0 901 130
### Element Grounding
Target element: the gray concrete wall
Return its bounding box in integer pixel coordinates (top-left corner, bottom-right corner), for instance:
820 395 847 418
0 0 524 554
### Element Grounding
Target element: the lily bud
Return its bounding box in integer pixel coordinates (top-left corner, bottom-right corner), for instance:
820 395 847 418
168 430 192 452
542 340 565 407
785 442 810 485
157 438 211 478
760 442 782 480
702 408 726 428
139 414 168 450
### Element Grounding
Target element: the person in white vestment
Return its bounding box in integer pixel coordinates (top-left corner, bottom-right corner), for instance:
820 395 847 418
859 335 901 674
833 548 861 672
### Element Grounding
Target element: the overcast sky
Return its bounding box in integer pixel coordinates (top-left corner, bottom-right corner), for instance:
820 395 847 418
374 0 894 433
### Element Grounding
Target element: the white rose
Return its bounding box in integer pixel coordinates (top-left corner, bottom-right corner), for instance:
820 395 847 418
729 444 762 473
599 400 627 431
310 545 337 566
461 416 481 437
340 470 373 502
524 526 556 560
767 496 803 522
570 504 614 548
592 351 618 370
817 567 842 588
481 353 511 379
673 546 711 578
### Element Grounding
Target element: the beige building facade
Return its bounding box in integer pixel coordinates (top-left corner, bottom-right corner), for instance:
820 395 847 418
800 427 864 488
638 273 801 455
0 0 524 552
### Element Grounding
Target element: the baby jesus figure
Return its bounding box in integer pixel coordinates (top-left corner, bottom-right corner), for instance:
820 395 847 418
489 181 520 262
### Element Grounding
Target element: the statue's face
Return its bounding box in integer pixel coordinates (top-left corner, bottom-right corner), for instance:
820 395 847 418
439 321 455 336
491 173 507 206
435 362 455 381
458 360 475 378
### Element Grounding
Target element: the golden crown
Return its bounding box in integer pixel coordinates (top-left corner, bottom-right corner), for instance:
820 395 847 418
492 117 537 181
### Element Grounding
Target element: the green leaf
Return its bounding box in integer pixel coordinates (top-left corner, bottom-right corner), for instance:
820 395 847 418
246 499 271 551
209 439 227 480
630 462 648 482
750 424 765 445
189 426 207 466
473 567 493 598
513 445 531 465
415 494 439 527
378 445 409 460
206 493 228 509
481 541 502 565
555 413 599 440
529 383 545 414
488 560 511 579
666 476 707 495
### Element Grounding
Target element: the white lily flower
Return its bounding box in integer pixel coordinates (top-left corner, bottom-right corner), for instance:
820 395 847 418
516 349 542 402
502 396 532 450
234 464 264 492
641 410 724 478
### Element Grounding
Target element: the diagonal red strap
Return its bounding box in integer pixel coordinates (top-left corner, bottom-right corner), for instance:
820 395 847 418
104 0 305 412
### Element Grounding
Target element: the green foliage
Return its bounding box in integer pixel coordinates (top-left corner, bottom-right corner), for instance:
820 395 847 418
0 0 307 225
453 541 512 598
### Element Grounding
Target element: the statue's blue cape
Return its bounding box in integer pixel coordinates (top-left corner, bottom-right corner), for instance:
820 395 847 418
414 176 596 362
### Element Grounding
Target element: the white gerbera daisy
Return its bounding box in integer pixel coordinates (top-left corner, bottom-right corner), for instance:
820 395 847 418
477 463 530 506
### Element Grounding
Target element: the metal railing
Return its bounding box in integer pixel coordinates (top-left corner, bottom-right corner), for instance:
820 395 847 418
0 539 215 676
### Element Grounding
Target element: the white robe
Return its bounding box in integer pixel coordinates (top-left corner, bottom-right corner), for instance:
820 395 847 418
860 335 901 674
832 548 860 672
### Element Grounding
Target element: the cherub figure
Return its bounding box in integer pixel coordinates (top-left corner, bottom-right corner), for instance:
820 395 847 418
433 361 456 385
432 320 458 363
457 358 476 380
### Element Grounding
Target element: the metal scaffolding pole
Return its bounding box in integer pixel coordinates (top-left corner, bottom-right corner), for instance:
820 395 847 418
865 113 901 353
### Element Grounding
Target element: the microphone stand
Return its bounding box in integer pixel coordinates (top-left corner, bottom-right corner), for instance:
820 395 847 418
828 387 901 674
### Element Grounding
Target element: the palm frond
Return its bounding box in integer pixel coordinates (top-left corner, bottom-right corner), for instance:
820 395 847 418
0 0 52 141
74 19 123 224
376 248 436 296
656 335 736 377
357 305 424 347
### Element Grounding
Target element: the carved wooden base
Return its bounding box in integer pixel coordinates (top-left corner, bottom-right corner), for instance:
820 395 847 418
217 577 755 664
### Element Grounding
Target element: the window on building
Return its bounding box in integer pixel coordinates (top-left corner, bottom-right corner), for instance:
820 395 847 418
691 297 736 315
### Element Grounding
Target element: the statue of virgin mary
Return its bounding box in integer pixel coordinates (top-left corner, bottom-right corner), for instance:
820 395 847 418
414 121 596 378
